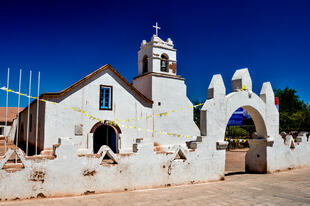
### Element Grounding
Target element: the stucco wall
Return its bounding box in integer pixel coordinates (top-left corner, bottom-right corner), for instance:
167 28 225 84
43 69 153 153
0 136 224 200
151 76 200 147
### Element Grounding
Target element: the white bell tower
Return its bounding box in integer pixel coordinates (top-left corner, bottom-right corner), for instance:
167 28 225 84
133 23 181 100
133 23 200 150
137 23 177 76
137 35 177 75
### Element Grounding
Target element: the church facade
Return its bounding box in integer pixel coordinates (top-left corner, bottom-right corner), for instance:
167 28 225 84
17 33 200 155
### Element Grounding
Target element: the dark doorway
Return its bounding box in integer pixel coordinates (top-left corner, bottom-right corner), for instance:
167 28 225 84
93 125 117 153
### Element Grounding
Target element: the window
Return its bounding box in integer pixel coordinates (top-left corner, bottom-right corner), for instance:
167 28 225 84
100 85 113 110
0 127 3 135
160 54 169 72
143 55 148 74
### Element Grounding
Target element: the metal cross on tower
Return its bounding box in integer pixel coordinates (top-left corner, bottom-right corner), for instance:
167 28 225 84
153 22 161 36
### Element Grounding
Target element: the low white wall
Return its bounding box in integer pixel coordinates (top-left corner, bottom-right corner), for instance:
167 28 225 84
0 137 224 200
0 132 309 201
267 133 310 172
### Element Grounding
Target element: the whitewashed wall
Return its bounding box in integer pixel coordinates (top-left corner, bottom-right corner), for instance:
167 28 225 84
44 69 154 153
151 76 200 148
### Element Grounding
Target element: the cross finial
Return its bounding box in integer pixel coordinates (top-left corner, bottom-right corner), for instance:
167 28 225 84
153 22 161 37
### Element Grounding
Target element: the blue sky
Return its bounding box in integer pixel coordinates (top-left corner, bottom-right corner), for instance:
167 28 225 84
0 0 310 107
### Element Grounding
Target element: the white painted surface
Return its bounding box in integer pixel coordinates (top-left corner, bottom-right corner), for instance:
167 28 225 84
138 35 177 76
201 68 310 174
43 69 154 153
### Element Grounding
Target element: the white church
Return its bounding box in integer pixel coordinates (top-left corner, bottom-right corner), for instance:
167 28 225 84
18 24 200 155
3 23 310 201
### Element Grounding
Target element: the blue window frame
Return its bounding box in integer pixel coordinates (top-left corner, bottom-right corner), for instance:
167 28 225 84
99 85 112 110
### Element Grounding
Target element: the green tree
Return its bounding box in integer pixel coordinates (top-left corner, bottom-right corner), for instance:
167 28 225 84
274 87 310 131
193 100 203 128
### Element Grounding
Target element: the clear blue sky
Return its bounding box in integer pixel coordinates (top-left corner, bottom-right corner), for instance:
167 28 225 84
0 0 310 107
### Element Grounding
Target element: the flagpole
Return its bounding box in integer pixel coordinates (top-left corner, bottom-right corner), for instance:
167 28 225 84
35 71 40 155
4 68 10 153
26 70 32 156
15 69 22 162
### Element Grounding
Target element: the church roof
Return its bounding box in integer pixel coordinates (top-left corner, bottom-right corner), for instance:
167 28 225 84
41 64 153 104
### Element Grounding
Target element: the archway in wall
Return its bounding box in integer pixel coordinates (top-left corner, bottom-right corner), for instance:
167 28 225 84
91 122 121 154
224 106 267 175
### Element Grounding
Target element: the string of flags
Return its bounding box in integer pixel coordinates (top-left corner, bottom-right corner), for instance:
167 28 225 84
225 137 248 143
0 86 204 139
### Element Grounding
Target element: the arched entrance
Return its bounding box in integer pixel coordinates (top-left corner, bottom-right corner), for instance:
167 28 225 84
225 106 263 174
201 69 279 174
90 121 121 153
224 101 269 174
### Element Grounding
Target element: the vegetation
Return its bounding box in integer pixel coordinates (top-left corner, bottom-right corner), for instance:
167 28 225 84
193 100 203 127
225 126 251 138
274 87 310 132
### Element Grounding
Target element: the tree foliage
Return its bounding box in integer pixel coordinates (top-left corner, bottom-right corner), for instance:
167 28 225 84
193 100 203 128
274 87 310 131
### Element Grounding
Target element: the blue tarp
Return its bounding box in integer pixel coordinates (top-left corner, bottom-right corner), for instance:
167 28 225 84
227 107 244 126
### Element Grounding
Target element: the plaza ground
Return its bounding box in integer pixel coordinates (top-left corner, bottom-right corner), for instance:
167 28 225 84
1 150 310 206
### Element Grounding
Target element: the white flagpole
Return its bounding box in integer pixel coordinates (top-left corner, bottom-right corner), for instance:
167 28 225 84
15 69 22 163
26 70 32 156
4 68 10 153
35 71 40 155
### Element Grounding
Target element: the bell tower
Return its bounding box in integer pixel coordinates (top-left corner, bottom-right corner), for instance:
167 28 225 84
137 23 177 76
133 23 181 100
137 35 177 75
133 23 200 149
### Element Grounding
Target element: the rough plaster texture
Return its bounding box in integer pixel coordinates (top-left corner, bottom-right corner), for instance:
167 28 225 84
0 136 223 200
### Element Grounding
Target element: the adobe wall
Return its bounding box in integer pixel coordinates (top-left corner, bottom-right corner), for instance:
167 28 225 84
0 136 224 200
